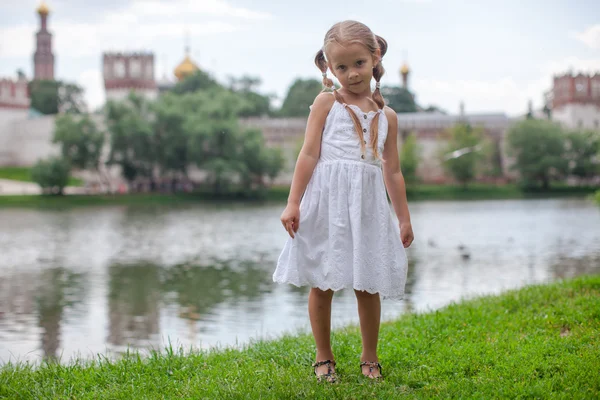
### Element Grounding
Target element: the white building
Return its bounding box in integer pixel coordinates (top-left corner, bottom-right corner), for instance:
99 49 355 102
551 72 600 131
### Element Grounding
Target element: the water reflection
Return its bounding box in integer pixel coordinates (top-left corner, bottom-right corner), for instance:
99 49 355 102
0 198 598 364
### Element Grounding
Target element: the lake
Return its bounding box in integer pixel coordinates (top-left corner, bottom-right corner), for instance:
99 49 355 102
1 198 599 364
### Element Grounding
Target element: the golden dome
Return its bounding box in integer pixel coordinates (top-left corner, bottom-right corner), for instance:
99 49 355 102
174 54 199 81
400 63 410 75
37 1 50 16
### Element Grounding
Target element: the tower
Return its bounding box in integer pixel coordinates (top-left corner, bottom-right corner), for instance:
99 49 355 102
551 72 600 130
400 63 410 88
174 33 200 82
33 1 55 81
103 52 158 102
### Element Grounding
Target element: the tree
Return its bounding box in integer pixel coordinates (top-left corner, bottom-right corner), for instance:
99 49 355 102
424 105 446 114
29 80 86 115
506 119 569 189
53 114 104 171
171 70 220 94
153 93 192 176
442 123 484 187
565 130 600 182
29 80 59 114
381 86 417 113
31 156 71 195
400 133 420 184
58 82 86 114
279 79 323 117
105 94 155 183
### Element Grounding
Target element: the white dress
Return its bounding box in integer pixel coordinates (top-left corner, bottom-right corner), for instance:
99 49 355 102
273 99 408 300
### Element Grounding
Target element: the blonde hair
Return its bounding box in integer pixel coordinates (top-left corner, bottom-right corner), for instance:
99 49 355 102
314 20 388 159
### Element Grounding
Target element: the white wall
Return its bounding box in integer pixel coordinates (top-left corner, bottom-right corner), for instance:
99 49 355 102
552 103 600 130
105 88 158 102
0 108 30 165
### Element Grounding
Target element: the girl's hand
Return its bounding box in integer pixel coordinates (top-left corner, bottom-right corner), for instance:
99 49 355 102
400 222 414 248
281 203 300 239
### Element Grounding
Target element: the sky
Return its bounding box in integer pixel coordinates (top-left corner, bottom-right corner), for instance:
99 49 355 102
0 0 599 116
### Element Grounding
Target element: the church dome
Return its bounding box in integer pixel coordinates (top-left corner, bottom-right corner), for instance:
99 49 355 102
37 1 50 16
174 52 199 81
400 63 410 75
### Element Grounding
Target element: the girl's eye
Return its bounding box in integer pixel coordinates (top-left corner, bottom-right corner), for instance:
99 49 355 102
338 66 345 70
357 60 364 66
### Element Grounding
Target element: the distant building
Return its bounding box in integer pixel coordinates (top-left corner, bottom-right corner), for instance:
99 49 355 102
551 72 600 130
33 1 55 81
102 52 158 102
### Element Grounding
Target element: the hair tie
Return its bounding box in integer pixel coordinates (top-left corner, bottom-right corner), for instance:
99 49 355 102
375 81 381 89
322 72 327 78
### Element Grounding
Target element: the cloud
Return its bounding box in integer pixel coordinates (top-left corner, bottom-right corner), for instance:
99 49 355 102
414 56 600 116
77 69 105 111
0 0 272 59
572 25 600 50
128 0 273 20
0 25 35 59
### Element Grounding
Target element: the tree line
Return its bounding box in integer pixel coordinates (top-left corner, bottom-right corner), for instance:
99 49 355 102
32 84 285 196
399 119 600 190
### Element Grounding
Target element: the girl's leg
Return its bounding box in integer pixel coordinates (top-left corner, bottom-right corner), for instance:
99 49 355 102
354 289 382 377
308 287 335 375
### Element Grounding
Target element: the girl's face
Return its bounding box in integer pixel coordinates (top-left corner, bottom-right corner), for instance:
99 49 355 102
326 42 380 95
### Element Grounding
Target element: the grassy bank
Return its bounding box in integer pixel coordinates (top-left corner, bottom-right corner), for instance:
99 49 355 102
1 276 599 399
0 167 83 186
0 184 598 209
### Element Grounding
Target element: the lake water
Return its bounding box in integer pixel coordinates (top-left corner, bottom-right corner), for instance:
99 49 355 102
1 198 599 364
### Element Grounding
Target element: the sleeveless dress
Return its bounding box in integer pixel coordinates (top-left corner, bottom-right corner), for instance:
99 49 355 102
273 98 408 300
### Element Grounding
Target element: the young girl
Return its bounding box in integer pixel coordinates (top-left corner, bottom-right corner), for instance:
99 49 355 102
273 20 414 382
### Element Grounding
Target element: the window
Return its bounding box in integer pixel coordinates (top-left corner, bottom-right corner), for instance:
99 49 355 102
145 62 154 80
594 120 599 129
592 81 600 97
575 79 587 96
130 59 141 78
114 60 125 78
577 119 583 128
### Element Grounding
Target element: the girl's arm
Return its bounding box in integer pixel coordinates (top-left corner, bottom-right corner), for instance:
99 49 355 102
281 92 334 238
382 107 414 248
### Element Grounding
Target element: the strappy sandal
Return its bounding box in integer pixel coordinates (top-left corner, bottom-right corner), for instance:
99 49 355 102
312 359 337 383
360 361 383 380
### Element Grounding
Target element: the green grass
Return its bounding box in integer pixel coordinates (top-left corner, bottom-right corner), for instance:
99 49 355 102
0 167 83 186
0 184 597 209
1 276 599 399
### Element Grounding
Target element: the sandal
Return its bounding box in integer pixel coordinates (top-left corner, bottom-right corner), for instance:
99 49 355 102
360 361 383 380
312 359 337 383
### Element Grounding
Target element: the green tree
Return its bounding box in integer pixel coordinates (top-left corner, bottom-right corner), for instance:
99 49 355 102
381 86 417 113
58 82 86 114
238 129 285 191
185 90 246 193
29 80 59 114
105 94 155 183
171 70 220 94
506 119 568 189
152 93 191 176
29 80 86 115
442 123 484 187
227 75 272 117
565 130 600 182
31 156 71 195
279 79 323 117
53 114 104 171
400 133 420 184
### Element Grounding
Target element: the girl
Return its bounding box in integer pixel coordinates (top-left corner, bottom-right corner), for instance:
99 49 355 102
273 20 414 382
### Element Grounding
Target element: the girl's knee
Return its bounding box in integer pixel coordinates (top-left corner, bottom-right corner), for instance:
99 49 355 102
311 287 335 298
354 289 379 299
